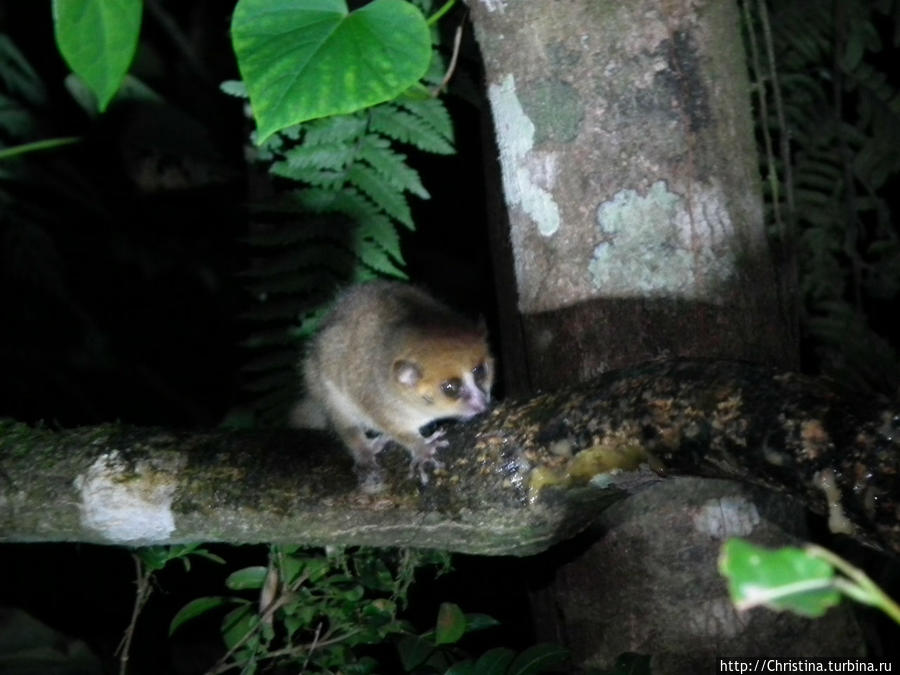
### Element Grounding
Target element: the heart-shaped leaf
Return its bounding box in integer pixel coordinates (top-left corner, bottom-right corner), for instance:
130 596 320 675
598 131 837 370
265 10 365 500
231 0 431 143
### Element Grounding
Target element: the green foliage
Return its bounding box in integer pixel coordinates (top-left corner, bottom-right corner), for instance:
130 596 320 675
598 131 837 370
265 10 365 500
718 539 840 617
40 0 459 426
136 542 226 572
234 1 457 425
719 539 900 623
231 0 433 142
393 604 568 675
51 0 142 112
0 36 81 159
745 0 900 392
164 545 566 673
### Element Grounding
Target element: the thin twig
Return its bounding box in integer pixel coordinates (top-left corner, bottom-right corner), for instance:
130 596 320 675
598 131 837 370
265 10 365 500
117 554 154 675
206 561 312 675
432 17 466 96
300 622 323 673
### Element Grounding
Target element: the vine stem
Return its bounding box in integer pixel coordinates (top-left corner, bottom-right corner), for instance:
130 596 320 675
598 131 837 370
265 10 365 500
206 564 313 674
807 544 900 625
426 0 456 27
117 554 154 675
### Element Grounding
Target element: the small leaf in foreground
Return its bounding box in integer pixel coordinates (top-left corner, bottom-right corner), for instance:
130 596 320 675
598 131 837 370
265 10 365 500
435 601 466 645
718 539 841 618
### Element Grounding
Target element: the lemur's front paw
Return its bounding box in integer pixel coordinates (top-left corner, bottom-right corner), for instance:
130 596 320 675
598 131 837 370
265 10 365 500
408 430 448 483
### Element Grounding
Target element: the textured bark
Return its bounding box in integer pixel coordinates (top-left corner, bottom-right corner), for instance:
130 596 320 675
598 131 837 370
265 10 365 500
2 361 897 556
468 0 813 667
469 0 794 390
531 478 865 671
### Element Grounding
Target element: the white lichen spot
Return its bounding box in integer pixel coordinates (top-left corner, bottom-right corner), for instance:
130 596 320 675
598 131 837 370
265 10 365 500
74 450 182 543
487 74 560 236
478 0 507 13
693 496 760 539
814 468 854 535
589 180 735 299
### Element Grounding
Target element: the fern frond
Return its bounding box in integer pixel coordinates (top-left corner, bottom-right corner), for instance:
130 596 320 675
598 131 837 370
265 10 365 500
747 0 900 394
238 38 457 423
369 103 454 155
280 142 356 171
358 135 430 199
269 163 346 188
302 114 368 145
396 99 454 144
347 163 414 229
353 231 407 278
220 80 248 98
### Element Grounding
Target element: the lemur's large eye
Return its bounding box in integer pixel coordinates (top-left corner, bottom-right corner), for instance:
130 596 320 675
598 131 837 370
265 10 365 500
472 362 488 384
441 378 462 399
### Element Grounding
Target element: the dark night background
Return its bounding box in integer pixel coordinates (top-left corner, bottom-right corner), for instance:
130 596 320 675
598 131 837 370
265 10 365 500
0 2 520 673
2 1 900 673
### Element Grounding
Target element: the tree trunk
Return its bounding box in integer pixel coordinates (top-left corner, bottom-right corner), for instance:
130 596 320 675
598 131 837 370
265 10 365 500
470 0 795 389
468 0 853 669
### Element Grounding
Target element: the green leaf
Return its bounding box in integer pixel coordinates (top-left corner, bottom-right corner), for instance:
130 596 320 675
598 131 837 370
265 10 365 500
348 163 413 228
362 598 396 622
462 613 501 633
134 546 170 571
52 0 142 112
345 658 380 675
283 607 314 638
397 634 434 671
282 141 357 171
226 565 269 590
435 602 466 645
358 135 429 198
369 103 454 154
357 556 395 592
169 596 242 636
222 605 259 651
339 584 366 602
231 0 431 142
473 647 515 675
353 212 406 276
718 539 841 618
397 98 454 143
507 643 569 675
64 73 160 116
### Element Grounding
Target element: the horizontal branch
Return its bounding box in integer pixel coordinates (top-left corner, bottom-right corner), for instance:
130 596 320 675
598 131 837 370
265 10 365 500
2 360 897 555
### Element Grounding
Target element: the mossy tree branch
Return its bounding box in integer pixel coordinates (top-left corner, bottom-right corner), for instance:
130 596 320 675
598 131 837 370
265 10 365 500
2 360 897 556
